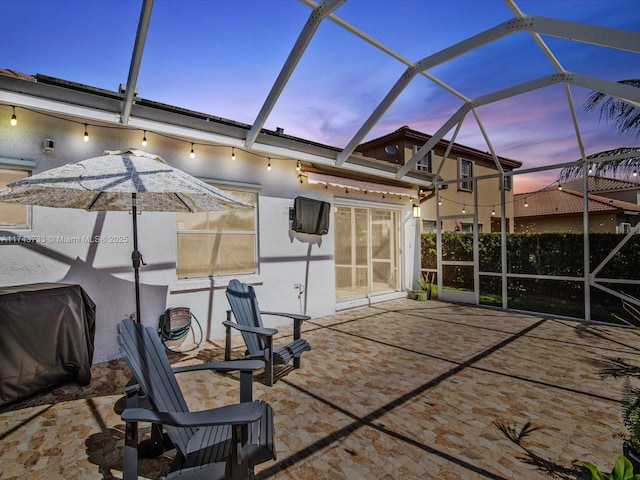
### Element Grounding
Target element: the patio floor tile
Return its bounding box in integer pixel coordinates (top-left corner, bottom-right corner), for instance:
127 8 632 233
0 298 637 479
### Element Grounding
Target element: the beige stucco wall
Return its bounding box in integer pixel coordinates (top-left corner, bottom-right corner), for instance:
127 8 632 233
514 212 619 233
419 149 515 233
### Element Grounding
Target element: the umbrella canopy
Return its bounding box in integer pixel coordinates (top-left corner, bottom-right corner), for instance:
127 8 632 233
0 148 252 322
0 149 249 212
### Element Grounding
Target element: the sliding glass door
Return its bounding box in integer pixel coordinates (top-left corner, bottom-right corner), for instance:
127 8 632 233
334 204 400 301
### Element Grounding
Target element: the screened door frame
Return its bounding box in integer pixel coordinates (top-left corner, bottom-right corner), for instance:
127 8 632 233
333 197 405 304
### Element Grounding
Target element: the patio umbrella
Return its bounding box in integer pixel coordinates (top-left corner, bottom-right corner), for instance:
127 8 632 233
0 148 251 322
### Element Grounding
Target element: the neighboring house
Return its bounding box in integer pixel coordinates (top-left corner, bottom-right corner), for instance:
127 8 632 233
562 176 640 205
355 126 522 234
514 179 640 233
0 71 432 362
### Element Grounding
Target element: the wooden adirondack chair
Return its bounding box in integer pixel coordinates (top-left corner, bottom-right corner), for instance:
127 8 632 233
117 318 276 480
224 279 311 386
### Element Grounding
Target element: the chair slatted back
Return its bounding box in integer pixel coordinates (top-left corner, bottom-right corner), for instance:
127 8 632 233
226 279 265 355
117 319 194 457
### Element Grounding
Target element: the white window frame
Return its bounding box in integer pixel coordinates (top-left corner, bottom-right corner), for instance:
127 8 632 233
459 158 474 191
460 222 482 233
176 183 259 280
414 147 434 173
0 157 36 229
422 219 438 233
503 175 512 192
620 222 632 234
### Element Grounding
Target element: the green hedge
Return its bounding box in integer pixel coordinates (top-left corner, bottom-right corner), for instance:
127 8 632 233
421 232 640 323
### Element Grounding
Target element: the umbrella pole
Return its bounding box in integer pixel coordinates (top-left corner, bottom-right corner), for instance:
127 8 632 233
131 193 143 324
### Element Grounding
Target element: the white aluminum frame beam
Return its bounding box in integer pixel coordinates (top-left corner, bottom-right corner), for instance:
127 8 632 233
299 0 471 106
245 0 345 148
398 73 640 179
336 17 521 166
338 13 640 168
121 0 154 125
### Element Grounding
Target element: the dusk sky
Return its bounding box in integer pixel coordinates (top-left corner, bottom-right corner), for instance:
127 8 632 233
2 0 639 193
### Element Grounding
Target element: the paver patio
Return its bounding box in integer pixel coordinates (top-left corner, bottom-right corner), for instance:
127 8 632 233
1 298 638 479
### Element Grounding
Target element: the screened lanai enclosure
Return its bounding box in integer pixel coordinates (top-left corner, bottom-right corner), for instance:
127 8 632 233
1 0 640 325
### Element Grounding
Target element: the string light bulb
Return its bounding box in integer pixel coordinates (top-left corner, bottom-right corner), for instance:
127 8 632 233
296 160 301 173
438 199 442 206
83 124 89 142
190 144 195 159
267 158 271 171
633 170 638 177
231 147 236 161
524 199 529 208
462 205 466 214
558 184 563 191
492 206 496 216
142 131 147 147
10 106 17 126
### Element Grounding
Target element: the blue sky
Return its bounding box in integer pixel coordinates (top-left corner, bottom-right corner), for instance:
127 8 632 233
2 0 639 192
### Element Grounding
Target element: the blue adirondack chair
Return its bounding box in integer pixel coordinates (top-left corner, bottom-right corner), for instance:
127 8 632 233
224 279 311 386
117 318 276 480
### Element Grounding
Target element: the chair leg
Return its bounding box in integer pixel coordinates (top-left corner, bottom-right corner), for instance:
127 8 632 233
123 421 138 480
230 424 250 480
224 315 233 361
293 318 302 370
264 337 274 387
137 423 168 458
239 370 253 403
265 356 274 387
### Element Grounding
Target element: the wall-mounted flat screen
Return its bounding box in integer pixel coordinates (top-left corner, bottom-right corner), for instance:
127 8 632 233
292 196 330 235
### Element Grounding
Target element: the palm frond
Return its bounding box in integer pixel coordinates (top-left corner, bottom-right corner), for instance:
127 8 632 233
584 79 640 137
593 356 640 379
494 420 541 446
557 147 640 182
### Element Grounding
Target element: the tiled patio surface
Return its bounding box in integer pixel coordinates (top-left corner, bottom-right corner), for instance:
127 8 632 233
1 298 639 479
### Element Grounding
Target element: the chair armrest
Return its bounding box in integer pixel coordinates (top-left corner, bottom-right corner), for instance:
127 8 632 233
173 360 263 403
260 311 310 342
124 381 141 396
121 401 264 427
172 360 264 374
261 311 310 321
222 320 278 337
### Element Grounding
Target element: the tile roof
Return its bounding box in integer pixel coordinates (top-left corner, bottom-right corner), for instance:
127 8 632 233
514 188 640 218
561 176 640 193
357 125 522 169
0 69 35 81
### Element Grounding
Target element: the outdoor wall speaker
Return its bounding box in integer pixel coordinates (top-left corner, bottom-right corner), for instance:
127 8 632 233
42 138 55 153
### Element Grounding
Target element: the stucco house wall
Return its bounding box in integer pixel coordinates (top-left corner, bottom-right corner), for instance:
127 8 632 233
426 156 514 233
0 104 419 363
355 126 521 233
514 211 620 233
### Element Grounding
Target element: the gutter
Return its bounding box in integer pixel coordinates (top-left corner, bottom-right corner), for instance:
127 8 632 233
0 72 433 188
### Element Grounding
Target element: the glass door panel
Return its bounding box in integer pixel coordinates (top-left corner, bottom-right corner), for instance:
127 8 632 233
371 209 399 294
335 205 400 301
